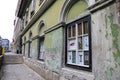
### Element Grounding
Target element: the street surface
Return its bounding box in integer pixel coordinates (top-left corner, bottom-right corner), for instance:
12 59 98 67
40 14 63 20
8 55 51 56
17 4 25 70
1 64 44 80
0 52 44 80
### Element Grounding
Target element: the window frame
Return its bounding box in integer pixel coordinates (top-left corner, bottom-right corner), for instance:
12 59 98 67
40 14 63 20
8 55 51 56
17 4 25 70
23 44 25 56
25 10 28 25
28 41 32 58
28 32 32 58
38 36 45 61
30 0 35 18
65 15 92 71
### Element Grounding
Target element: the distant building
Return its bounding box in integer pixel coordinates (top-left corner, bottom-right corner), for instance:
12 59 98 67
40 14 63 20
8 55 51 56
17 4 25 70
2 39 9 52
13 16 22 53
10 41 14 52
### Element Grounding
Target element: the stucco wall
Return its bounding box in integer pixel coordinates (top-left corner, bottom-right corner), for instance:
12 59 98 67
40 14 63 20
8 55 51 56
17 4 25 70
21 0 120 80
45 27 63 73
92 3 120 80
66 0 88 21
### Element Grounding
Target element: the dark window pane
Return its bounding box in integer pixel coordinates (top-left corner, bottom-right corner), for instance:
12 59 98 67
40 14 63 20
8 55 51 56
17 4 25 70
68 27 71 38
84 51 89 65
72 25 76 37
78 23 82 35
83 21 88 34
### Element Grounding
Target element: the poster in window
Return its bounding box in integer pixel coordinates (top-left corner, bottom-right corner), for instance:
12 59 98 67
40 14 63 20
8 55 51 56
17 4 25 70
77 51 84 65
67 51 72 64
83 36 89 50
72 51 76 63
68 39 76 50
78 38 82 49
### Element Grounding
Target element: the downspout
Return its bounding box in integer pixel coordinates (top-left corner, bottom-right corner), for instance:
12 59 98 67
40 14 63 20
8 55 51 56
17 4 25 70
116 0 120 24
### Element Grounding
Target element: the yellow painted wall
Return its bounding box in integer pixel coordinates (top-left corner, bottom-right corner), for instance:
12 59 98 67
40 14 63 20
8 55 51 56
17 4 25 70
66 0 88 21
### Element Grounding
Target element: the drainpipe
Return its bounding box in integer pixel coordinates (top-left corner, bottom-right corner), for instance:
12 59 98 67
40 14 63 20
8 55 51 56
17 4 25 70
116 0 120 23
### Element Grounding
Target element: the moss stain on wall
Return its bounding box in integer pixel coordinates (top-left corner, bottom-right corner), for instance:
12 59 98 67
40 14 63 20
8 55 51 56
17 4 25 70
104 13 120 80
108 13 120 65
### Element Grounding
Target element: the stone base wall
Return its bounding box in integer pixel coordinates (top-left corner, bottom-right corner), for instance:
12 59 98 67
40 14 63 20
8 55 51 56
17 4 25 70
23 57 95 80
3 54 23 64
0 55 3 79
23 57 59 80
60 68 94 80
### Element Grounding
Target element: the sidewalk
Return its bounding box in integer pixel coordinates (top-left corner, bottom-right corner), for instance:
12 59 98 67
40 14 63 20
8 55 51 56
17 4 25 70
0 52 45 80
1 64 44 80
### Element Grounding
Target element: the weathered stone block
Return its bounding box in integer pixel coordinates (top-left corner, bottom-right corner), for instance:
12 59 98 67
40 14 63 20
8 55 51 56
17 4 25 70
45 70 53 80
53 72 59 80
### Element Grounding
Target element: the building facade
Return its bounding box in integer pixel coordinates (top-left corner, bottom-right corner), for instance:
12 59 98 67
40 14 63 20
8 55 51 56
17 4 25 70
15 0 120 80
2 39 9 52
13 16 23 53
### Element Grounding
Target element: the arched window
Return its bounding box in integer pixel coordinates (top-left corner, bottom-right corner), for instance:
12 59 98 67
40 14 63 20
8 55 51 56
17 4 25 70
37 20 45 61
28 31 32 58
24 37 26 43
61 0 92 71
37 20 45 35
23 37 26 56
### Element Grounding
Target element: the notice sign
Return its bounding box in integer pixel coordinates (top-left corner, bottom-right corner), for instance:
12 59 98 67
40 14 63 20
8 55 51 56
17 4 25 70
83 36 89 50
68 39 76 50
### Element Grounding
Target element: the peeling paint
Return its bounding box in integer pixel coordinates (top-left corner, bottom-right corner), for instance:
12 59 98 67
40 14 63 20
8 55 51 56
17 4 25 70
45 27 63 72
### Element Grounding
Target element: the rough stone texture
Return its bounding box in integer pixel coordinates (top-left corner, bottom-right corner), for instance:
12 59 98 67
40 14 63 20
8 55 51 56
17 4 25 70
23 57 46 78
60 68 94 80
53 72 59 80
92 3 120 80
0 64 45 80
23 57 60 80
3 52 23 64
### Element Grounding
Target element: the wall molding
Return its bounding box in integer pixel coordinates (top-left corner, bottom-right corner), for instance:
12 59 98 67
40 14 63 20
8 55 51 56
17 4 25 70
88 0 115 12
20 0 56 36
44 22 65 34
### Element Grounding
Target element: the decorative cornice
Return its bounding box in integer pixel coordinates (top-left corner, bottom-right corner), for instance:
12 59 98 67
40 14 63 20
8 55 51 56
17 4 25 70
16 0 31 18
88 0 115 13
44 22 65 34
26 40 30 43
32 35 39 40
20 0 56 36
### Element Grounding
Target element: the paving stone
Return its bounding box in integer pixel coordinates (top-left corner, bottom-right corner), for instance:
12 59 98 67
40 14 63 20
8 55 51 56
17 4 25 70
1 64 45 80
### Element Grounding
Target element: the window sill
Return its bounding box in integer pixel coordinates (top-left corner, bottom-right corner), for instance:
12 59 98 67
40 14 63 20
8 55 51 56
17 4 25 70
37 60 45 64
65 64 92 72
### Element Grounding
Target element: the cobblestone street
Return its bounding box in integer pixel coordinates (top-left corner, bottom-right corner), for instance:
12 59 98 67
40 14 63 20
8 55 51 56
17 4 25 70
1 64 44 80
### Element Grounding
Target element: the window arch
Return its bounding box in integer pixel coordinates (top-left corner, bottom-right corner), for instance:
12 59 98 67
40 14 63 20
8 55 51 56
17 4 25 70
24 37 26 43
29 31 32 40
37 20 45 61
60 0 88 22
61 0 91 71
37 20 45 35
